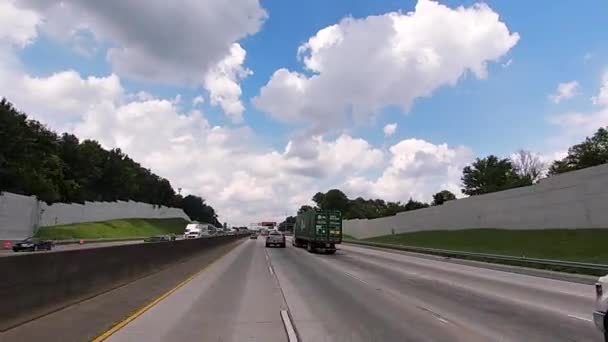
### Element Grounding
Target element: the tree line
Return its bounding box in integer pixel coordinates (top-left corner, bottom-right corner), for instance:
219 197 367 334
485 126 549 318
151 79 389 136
279 126 608 228
0 98 220 226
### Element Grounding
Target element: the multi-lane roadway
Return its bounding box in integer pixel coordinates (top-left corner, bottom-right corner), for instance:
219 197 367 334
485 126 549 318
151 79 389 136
102 237 601 342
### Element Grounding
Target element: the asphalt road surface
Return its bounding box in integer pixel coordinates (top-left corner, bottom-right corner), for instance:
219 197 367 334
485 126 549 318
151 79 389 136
104 237 601 342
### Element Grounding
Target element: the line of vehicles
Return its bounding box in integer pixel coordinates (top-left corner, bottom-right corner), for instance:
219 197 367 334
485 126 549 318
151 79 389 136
249 208 343 253
7 222 238 252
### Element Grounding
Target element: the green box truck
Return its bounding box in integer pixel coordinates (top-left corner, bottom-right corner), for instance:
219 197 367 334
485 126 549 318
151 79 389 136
293 209 342 254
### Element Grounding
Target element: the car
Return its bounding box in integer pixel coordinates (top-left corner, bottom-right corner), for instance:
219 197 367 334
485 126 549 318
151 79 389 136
265 231 286 248
594 275 608 341
249 233 258 239
12 237 53 252
144 235 172 243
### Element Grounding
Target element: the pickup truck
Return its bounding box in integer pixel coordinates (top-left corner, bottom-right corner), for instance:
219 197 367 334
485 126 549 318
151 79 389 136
265 231 285 248
594 275 608 341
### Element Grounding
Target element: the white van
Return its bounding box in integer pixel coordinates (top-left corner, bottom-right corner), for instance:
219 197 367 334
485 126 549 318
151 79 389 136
184 223 217 239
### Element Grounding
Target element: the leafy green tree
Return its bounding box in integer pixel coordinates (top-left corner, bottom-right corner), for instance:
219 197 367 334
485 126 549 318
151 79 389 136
312 192 325 208
320 189 350 212
297 205 313 214
304 189 429 220
432 190 456 205
181 195 219 225
278 216 296 231
461 155 529 196
549 127 608 175
404 198 429 211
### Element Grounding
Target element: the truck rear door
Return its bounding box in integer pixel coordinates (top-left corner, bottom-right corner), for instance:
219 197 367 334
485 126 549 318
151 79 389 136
328 211 342 242
314 212 327 241
313 211 341 242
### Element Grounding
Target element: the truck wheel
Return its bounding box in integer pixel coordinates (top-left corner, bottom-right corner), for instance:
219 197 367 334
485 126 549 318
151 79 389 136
281 243 286 248
326 249 336 255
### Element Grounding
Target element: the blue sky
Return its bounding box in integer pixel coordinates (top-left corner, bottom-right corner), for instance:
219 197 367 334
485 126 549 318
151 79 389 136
2 0 608 223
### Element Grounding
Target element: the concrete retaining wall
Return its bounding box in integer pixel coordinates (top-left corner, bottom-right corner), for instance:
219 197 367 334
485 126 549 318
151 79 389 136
344 164 608 239
0 235 243 331
0 192 189 240
0 192 40 241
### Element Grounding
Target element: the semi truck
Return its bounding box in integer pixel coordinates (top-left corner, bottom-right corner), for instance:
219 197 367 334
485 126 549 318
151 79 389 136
292 209 342 254
184 223 216 239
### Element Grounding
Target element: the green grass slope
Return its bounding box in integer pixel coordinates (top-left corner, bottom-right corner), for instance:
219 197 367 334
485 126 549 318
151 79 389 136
364 228 608 263
35 218 190 240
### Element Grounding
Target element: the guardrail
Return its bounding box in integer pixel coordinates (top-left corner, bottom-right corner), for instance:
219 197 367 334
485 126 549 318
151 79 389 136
344 239 608 276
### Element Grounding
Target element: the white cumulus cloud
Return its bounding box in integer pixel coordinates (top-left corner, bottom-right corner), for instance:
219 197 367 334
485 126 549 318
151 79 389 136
549 81 579 104
383 123 398 137
12 0 266 120
0 0 40 47
253 0 519 130
345 139 472 202
591 72 608 106
548 72 608 152
192 96 205 106
204 43 252 123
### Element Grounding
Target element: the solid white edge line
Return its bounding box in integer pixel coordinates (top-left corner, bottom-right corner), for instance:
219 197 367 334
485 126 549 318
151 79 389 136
269 265 274 276
567 314 593 322
281 310 299 342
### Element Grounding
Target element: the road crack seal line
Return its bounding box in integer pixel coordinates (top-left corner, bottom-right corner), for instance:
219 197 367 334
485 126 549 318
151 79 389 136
566 314 593 323
416 306 452 325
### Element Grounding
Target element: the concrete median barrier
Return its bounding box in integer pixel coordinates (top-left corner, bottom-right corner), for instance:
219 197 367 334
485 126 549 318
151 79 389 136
0 235 244 331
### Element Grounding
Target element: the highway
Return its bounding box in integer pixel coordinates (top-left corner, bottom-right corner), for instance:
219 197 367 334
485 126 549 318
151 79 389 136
102 237 601 342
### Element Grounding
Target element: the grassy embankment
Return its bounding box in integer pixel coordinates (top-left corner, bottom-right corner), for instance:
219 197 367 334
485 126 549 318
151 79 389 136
349 228 608 264
34 218 190 240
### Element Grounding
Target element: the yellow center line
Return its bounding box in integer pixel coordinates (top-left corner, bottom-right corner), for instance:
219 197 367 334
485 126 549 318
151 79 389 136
92 242 241 341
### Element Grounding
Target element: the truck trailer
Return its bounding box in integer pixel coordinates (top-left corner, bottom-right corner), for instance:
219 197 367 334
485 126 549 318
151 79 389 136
293 209 342 254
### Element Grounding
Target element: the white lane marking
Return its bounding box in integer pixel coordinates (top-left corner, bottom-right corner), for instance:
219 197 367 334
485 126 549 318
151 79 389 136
269 265 274 276
567 314 593 322
265 254 269 261
280 310 299 342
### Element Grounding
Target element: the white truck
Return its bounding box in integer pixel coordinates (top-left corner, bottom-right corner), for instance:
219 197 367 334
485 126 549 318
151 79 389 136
184 223 217 239
594 275 608 341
